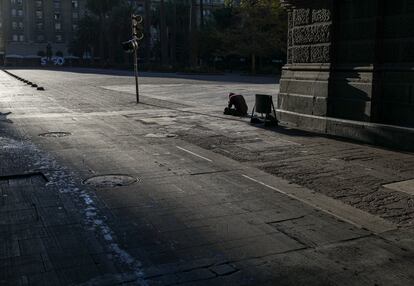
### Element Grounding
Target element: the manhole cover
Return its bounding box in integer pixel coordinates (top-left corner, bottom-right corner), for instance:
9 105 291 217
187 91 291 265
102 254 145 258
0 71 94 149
39 132 72 138
145 133 177 138
83 175 138 188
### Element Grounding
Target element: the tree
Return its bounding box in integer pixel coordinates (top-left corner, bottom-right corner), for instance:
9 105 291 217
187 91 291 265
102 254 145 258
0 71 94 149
189 0 198 66
144 0 152 64
69 15 99 58
108 2 136 64
216 0 287 73
86 0 120 62
72 0 139 65
160 0 168 65
150 0 193 68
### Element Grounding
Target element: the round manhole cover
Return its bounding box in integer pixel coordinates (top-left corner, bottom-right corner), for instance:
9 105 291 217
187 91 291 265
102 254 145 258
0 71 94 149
83 175 138 188
39 132 72 138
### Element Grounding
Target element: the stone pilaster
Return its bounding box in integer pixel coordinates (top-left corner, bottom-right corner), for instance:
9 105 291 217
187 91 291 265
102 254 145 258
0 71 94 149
279 0 333 130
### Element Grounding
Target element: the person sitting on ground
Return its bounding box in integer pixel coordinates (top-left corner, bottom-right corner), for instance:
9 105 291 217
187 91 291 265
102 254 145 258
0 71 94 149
224 93 248 117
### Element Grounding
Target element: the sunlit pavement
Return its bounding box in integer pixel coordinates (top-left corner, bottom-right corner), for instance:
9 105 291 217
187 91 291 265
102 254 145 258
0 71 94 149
1 68 414 286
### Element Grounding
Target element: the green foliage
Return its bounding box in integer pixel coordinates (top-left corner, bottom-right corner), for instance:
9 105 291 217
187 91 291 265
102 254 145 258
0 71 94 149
86 0 120 16
71 0 135 63
69 15 99 57
70 0 287 73
214 0 287 73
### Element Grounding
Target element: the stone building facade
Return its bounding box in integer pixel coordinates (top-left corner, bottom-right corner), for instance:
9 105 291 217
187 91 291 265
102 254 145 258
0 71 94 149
279 0 414 149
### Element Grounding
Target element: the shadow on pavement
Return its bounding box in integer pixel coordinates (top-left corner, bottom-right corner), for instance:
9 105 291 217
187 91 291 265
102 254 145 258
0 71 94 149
0 111 13 124
5 67 280 85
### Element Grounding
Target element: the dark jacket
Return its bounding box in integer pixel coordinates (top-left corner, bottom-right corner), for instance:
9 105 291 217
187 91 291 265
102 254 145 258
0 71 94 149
228 94 248 115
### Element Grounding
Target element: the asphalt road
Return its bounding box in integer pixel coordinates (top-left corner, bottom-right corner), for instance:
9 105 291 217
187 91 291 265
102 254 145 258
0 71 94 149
1 68 413 286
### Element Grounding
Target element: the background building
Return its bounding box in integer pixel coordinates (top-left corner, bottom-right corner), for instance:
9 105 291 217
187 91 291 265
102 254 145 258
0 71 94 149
279 0 414 149
0 0 226 66
0 0 88 61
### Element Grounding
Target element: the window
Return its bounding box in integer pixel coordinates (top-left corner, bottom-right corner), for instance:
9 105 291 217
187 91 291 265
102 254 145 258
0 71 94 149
72 24 78 31
35 1 42 8
55 22 61 31
72 12 78 19
17 10 23 17
36 22 43 31
36 11 43 19
12 34 18 41
19 35 24 42
54 13 60 20
12 21 23 30
71 0 78 9
54 1 61 9
55 34 62 42
11 9 16 17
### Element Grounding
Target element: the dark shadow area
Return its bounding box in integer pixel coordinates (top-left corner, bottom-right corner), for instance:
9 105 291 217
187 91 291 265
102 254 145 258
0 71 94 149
328 71 372 122
139 93 413 154
5 67 279 85
0 105 369 286
245 114 414 154
0 69 413 285
0 111 13 124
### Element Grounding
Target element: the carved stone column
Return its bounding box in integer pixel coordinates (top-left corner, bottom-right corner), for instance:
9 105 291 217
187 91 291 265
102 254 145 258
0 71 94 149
279 0 334 131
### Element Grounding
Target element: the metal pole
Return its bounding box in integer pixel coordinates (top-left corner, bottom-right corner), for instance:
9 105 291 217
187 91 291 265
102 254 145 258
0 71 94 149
134 45 139 103
131 14 143 104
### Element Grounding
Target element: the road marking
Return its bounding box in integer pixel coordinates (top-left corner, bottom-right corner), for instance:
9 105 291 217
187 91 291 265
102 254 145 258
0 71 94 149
241 174 397 234
242 175 289 195
242 174 360 227
176 146 212 162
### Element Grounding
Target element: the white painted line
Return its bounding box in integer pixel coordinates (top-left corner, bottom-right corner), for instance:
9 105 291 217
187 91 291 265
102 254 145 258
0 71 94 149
242 175 289 195
176 146 213 162
241 174 396 233
242 174 358 226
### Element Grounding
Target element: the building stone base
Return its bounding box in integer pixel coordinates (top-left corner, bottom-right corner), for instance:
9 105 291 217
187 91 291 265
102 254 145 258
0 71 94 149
277 109 414 152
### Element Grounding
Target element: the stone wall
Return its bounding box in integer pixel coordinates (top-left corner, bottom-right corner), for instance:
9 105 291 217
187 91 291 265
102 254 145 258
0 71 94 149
279 0 333 118
280 0 414 130
379 0 414 127
287 4 332 64
328 0 378 122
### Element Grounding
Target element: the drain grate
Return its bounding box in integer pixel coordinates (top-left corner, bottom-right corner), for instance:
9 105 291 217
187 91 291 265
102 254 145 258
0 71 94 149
83 175 138 188
39 132 72 138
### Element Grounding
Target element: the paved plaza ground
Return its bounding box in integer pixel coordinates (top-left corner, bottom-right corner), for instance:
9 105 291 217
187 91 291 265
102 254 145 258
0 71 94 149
1 68 414 285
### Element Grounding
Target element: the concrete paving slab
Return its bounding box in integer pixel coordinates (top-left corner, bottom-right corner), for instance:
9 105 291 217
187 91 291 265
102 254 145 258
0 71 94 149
237 167 398 234
2 69 414 285
382 179 414 196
